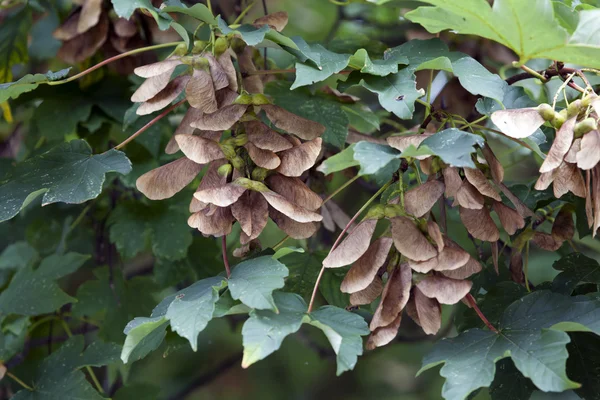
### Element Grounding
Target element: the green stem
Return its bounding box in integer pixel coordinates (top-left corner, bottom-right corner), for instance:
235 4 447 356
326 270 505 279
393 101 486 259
515 62 548 82
272 235 290 251
47 42 183 86
222 236 231 278
322 175 360 205
233 1 256 24
307 180 393 313
6 372 33 391
28 315 59 333
415 98 431 110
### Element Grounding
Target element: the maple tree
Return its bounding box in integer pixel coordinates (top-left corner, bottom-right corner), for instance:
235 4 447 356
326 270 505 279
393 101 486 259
1 0 600 399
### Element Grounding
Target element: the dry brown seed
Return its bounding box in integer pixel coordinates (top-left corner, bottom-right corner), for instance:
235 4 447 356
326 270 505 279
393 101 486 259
455 180 485 209
137 75 190 115
553 162 586 198
565 138 581 163
190 160 227 212
412 287 442 335
276 138 322 177
113 18 137 38
419 157 434 175
175 134 224 164
442 167 462 198
238 47 263 94
386 134 433 158
427 221 444 251
194 183 247 207
492 202 525 235
592 166 600 235
190 104 248 131
254 11 288 31
245 142 281 169
323 219 378 268
370 263 412 330
268 208 320 239
231 191 269 241
532 232 562 251
134 58 183 78
404 180 445 217
577 130 600 170
266 175 322 211
262 105 326 140
510 249 524 284
586 169 594 229
409 245 469 273
131 70 174 103
185 69 218 113
534 170 555 191
366 315 401 350
417 275 472 305
464 168 501 201
137 157 203 200
78 0 103 33
322 201 353 232
341 237 393 293
350 277 383 306
205 53 229 91
490 108 545 138
188 206 234 237
244 121 293 152
552 206 574 242
260 190 323 223
218 50 238 92
540 117 576 173
57 14 109 64
53 10 81 41
391 216 438 261
440 256 482 280
321 204 335 232
216 88 239 108
481 144 504 183
460 206 500 242
497 182 535 218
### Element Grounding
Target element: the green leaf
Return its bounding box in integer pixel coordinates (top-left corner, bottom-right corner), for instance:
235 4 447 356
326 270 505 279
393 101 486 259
567 332 600 400
0 241 38 270
348 48 408 76
292 45 351 89
121 317 169 364
0 8 31 83
0 252 89 316
229 256 288 312
0 68 70 103
319 269 350 308
342 103 380 133
281 251 326 301
162 3 216 25
0 140 132 223
420 291 600 400
0 316 30 361
111 0 172 30
353 141 401 176
241 292 307 368
400 128 485 168
33 94 94 141
489 359 536 400
272 246 304 260
552 253 600 295
406 1 600 68
308 306 370 375
150 276 227 350
13 335 119 400
217 16 270 46
316 144 359 175
265 81 349 148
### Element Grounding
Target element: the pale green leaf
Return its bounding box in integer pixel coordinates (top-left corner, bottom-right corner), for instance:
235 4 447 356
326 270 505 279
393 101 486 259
316 144 359 175
0 241 38 270
121 317 169 364
0 68 70 103
217 16 270 46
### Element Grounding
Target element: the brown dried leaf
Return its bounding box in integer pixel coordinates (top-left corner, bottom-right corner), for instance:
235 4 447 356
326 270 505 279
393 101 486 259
260 190 323 223
341 238 393 293
552 206 574 242
254 11 288 31
370 263 412 330
455 180 484 209
134 58 183 78
460 206 500 242
194 182 247 207
245 142 281 169
262 105 326 140
244 121 293 152
391 216 438 261
416 275 472 305
276 138 322 177
440 257 482 280
404 180 445 217
137 75 189 115
78 0 103 33
188 206 234 237
175 134 224 164
322 219 377 268
205 53 229 90
231 191 269 242
564 138 581 163
57 14 109 64
464 168 501 201
268 208 319 239
577 130 600 170
412 287 442 335
137 157 203 200
366 315 401 350
532 232 562 251
350 277 383 306
427 221 444 251
490 108 545 138
218 50 238 92
186 69 218 113
266 175 322 211
492 202 525 235
482 144 504 183
539 117 575 173
442 167 462 198
190 104 248 131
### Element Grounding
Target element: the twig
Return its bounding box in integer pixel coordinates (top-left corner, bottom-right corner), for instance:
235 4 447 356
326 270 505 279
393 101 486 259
261 0 268 69
222 236 231 278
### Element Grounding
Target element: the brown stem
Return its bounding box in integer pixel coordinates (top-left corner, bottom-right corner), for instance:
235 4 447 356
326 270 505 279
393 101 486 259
114 99 186 150
465 293 499 333
222 236 231 278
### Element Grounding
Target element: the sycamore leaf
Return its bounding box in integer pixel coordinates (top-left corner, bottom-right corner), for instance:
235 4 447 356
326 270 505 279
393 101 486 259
0 253 89 316
217 16 270 46
111 0 172 30
0 241 39 270
0 68 70 103
162 3 216 25
552 253 600 295
0 140 131 222
316 144 359 175
353 142 401 176
228 256 289 312
420 291 600 400
292 45 351 89
308 306 370 375
400 129 485 168
13 336 121 400
281 251 326 301
406 2 600 68
241 292 307 368
121 317 169 363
